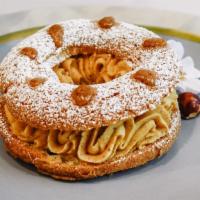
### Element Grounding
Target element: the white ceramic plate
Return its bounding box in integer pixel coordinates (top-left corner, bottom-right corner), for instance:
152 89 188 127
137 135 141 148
0 7 200 200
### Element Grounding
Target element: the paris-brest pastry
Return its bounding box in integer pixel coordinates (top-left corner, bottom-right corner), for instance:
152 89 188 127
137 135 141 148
0 17 181 180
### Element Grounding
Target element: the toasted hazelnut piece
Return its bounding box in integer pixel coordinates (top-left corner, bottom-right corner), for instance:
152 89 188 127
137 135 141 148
98 16 116 29
27 77 47 88
178 92 200 119
142 38 167 48
20 47 38 59
131 69 157 87
48 24 64 48
71 85 96 106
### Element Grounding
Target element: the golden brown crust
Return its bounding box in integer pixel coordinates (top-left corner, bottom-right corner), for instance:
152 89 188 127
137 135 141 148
66 45 135 60
0 101 181 180
0 19 181 131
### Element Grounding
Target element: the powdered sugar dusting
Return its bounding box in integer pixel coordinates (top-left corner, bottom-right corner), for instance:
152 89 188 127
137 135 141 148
0 19 181 130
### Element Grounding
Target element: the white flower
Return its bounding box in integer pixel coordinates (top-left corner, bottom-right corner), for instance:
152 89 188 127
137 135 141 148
168 40 200 94
168 40 184 60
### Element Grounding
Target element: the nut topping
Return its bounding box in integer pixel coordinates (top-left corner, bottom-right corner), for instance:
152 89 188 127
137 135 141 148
48 24 64 48
27 77 47 88
178 92 200 119
71 85 96 106
20 47 37 59
131 69 157 87
142 38 167 48
98 16 116 29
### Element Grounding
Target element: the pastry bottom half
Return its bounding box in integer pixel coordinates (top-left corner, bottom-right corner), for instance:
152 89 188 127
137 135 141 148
0 93 181 180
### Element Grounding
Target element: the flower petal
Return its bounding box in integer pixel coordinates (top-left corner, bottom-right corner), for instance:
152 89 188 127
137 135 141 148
182 56 200 79
179 78 200 93
167 40 184 59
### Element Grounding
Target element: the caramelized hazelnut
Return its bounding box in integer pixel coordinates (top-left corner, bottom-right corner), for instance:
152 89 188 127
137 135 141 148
142 38 167 48
20 47 37 59
131 69 157 87
178 92 200 119
48 24 64 48
71 85 96 106
98 16 116 29
27 77 47 88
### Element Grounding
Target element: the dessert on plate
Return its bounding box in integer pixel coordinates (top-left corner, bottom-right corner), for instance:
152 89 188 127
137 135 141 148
0 17 181 180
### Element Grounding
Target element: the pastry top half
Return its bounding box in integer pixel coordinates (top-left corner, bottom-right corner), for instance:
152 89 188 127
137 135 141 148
0 17 181 131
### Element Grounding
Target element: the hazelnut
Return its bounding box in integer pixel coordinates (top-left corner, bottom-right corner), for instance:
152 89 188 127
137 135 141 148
20 47 37 59
131 69 157 87
27 77 47 88
178 92 200 119
48 24 64 48
71 85 96 106
142 38 167 48
98 16 116 29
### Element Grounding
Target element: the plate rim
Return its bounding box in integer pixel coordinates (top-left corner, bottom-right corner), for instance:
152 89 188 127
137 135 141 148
0 25 200 44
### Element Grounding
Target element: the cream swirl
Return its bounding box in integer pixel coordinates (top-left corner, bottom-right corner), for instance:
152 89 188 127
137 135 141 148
53 53 132 84
4 91 177 164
